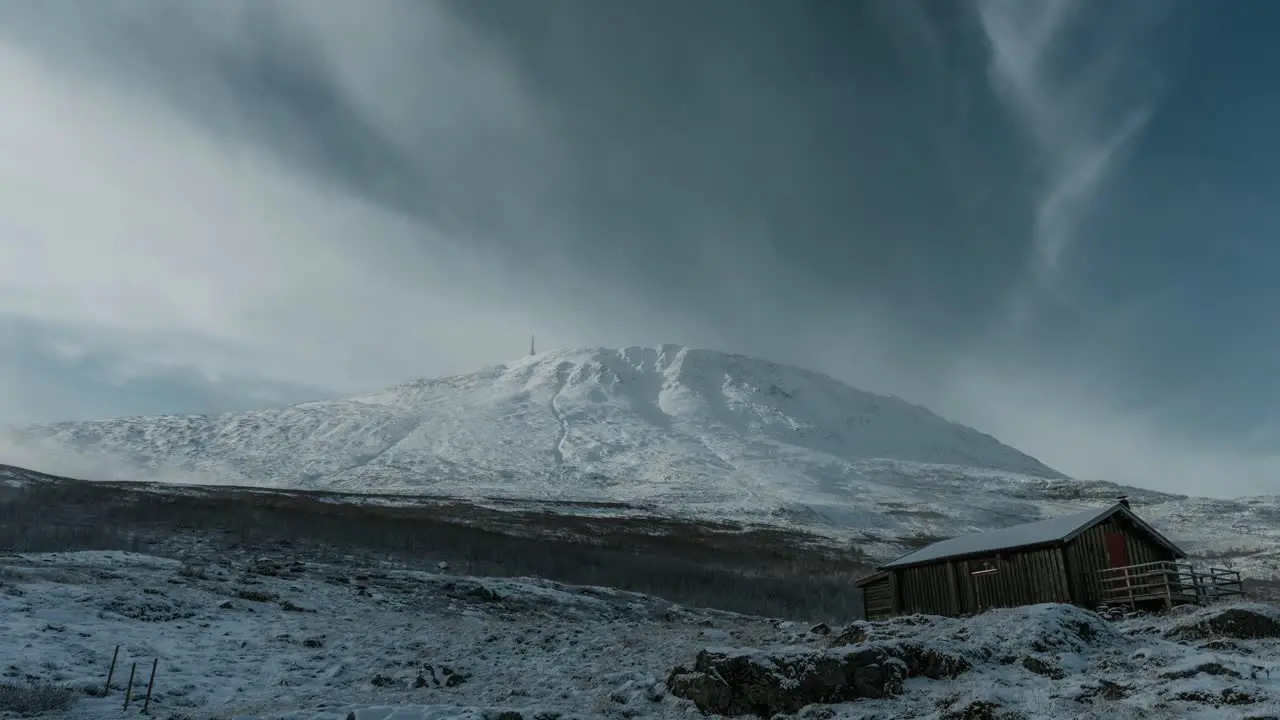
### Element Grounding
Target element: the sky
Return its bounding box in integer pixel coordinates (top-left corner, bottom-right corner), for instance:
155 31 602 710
0 0 1276 497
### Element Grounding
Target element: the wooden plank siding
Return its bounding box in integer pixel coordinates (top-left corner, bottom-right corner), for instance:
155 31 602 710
862 575 895 620
1063 515 1177 608
890 545 1073 617
954 546 1070 614
897 563 955 615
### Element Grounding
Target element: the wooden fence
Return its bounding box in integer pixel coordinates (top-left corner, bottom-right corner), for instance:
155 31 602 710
1098 560 1244 610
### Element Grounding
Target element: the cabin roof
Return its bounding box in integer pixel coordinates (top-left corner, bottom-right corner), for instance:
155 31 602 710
878 502 1186 570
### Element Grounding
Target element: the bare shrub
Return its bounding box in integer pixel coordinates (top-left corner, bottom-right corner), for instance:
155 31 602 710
0 681 78 716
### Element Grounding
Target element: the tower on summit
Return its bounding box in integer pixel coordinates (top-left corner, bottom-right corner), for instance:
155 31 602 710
530 335 536 356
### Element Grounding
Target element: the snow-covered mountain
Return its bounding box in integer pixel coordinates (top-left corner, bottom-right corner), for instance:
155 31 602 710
4 344 1059 496
5 345 1280 576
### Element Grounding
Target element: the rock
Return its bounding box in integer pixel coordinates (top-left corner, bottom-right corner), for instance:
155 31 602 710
1076 680 1129 703
236 588 278 603
252 558 281 576
942 700 1020 720
100 595 196 622
302 637 324 648
217 601 235 610
467 586 502 603
1222 687 1265 706
413 674 428 688
666 646 908 716
437 561 450 570
1199 639 1253 654
1159 661 1242 680
830 623 866 646
808 622 831 636
279 600 316 613
442 667 471 687
371 674 394 687
1020 656 1066 680
1168 608 1280 642
891 643 972 680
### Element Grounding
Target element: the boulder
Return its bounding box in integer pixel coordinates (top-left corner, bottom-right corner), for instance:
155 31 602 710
830 623 867 647
1159 661 1242 680
1168 608 1280 642
666 640 973 716
1020 656 1066 680
666 647 904 717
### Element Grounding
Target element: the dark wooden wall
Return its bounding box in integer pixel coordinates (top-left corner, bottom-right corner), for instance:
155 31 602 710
862 574 895 620
1064 515 1176 608
897 563 956 615
953 546 1071 613
892 545 1072 617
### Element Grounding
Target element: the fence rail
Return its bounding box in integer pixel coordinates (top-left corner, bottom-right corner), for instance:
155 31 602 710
1098 560 1244 609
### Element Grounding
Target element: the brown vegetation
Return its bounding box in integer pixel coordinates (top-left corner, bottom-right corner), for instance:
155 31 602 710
0 468 873 621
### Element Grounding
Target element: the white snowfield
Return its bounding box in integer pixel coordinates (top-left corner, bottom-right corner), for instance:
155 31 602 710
3 345 1279 575
1 551 1279 719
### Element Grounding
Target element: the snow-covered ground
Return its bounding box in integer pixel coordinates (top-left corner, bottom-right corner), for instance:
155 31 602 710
0 551 776 719
2 551 1279 719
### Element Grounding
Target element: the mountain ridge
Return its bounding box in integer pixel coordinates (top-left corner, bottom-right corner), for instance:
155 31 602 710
3 344 1064 488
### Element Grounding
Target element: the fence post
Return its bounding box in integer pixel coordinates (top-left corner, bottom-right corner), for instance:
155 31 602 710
143 657 158 713
123 662 137 710
104 645 119 695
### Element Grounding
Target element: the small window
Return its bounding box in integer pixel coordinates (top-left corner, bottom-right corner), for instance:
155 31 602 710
970 558 999 576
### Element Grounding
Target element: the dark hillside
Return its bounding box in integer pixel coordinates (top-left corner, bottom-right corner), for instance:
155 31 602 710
0 465 873 621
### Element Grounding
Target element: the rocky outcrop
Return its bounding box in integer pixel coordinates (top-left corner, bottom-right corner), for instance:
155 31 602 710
669 602 1280 717
666 647 904 716
666 641 972 717
1167 607 1280 642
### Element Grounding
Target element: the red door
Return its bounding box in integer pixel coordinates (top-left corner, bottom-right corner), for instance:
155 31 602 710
1104 532 1129 568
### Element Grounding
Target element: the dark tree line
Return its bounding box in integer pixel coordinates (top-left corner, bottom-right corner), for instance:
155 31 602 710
0 476 872 621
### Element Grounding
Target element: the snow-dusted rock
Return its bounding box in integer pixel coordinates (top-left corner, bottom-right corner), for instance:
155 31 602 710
1164 604 1280 642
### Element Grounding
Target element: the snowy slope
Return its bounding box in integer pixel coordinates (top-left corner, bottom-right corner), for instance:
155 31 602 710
3 550 1279 719
3 344 1061 507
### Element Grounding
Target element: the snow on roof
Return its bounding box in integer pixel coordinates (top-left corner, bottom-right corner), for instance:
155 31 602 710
880 504 1121 569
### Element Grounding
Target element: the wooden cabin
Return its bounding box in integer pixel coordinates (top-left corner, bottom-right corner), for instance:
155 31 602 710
856 499 1243 620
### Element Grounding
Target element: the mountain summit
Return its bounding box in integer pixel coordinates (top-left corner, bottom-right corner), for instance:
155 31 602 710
5 345 1065 522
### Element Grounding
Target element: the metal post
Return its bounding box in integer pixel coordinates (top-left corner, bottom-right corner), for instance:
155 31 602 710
123 663 136 710
142 658 158 713
104 645 119 695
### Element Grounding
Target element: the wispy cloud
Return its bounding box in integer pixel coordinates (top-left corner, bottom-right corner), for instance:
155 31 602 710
0 2 714 414
974 0 1157 288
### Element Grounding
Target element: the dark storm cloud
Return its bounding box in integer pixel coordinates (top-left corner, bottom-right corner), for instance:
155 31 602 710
0 0 1037 347
444 1 1043 344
